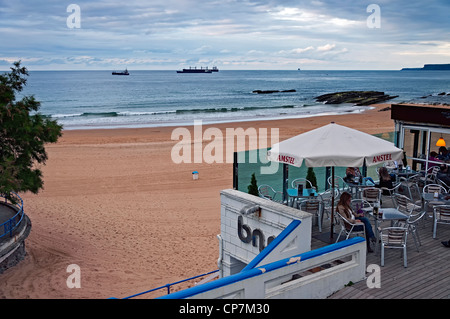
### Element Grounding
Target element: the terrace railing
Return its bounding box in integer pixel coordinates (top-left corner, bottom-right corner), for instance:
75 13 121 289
0 192 25 239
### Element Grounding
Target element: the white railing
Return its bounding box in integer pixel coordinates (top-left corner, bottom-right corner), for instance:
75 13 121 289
158 237 366 299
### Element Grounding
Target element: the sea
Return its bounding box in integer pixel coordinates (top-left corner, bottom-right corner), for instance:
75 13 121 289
19 70 450 130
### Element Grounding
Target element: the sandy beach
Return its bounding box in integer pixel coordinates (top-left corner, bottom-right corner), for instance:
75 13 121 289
0 104 395 299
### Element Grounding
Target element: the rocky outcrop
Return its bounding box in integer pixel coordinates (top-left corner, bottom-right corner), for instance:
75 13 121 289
315 91 398 106
252 89 296 94
402 64 450 71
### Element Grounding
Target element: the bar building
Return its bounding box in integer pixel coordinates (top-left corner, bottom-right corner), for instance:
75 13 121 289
391 104 450 172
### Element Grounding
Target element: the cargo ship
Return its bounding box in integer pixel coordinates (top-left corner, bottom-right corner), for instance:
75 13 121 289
112 68 129 75
176 66 219 73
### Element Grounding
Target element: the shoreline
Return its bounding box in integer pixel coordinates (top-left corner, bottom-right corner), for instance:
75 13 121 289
58 105 373 132
0 103 396 299
59 104 393 144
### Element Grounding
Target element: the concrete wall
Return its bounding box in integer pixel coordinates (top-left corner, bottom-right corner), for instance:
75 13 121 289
160 237 367 299
218 189 312 277
0 214 32 274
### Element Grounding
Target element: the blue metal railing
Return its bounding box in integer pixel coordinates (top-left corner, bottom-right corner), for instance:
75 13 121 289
0 192 25 239
121 269 219 299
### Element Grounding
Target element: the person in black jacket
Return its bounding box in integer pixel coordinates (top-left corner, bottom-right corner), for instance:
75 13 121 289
376 167 394 195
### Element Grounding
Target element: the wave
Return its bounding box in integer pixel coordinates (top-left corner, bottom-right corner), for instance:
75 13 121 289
52 104 302 119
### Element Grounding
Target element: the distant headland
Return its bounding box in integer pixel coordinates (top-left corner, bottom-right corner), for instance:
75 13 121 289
401 63 450 71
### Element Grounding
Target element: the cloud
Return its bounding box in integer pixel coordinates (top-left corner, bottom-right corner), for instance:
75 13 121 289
278 47 315 55
317 44 336 52
0 0 449 70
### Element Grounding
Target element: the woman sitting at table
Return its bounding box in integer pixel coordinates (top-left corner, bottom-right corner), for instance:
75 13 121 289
337 192 376 252
376 167 394 195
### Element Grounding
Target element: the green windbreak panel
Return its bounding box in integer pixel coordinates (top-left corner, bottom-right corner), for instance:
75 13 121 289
236 132 394 194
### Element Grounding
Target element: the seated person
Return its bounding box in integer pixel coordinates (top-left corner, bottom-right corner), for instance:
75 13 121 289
337 192 376 252
429 151 441 168
344 167 361 183
437 146 449 161
344 167 374 185
376 167 394 195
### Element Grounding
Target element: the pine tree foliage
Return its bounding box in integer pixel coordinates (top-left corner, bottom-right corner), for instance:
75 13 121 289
0 61 62 194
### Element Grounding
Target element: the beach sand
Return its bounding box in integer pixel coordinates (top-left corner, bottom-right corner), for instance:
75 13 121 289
0 104 395 299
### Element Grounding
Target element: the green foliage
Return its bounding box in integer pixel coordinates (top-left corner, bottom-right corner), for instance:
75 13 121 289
0 61 63 194
306 167 318 190
248 173 259 196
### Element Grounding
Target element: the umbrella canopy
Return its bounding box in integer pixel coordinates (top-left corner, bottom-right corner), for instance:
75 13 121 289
267 122 403 242
267 122 403 168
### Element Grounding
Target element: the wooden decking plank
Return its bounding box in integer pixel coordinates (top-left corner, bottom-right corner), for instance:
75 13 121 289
317 205 450 299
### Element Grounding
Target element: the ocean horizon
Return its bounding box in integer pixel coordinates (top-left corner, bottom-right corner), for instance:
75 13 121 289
18 69 450 130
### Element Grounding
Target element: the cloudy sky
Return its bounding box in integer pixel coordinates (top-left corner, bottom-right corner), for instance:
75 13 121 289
1 0 449 70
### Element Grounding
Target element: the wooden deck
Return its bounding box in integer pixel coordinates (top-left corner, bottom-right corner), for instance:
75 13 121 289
309 195 450 299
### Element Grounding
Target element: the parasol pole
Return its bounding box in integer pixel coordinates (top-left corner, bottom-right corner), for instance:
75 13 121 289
330 166 335 242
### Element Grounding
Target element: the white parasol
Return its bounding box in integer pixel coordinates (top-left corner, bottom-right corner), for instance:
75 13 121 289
267 122 403 241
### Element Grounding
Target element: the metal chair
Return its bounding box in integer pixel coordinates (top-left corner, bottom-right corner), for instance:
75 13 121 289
334 211 366 243
291 178 315 207
394 194 423 251
423 183 447 195
384 161 398 170
319 188 340 220
420 166 440 185
380 227 408 268
404 206 426 251
362 187 381 207
437 179 449 192
394 193 420 216
398 175 421 202
291 178 315 190
380 182 403 207
258 185 283 203
299 199 323 232
327 175 349 192
422 183 447 225
433 205 450 239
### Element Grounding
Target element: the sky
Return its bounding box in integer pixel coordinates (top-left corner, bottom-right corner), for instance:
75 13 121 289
0 0 449 70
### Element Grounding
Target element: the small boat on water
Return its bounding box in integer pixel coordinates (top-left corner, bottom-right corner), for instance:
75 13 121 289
176 66 219 73
112 69 129 75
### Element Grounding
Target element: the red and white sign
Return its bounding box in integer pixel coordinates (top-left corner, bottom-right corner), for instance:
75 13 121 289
371 153 392 163
277 154 296 165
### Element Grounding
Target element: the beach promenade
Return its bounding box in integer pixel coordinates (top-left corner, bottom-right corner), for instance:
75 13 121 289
1 103 447 299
